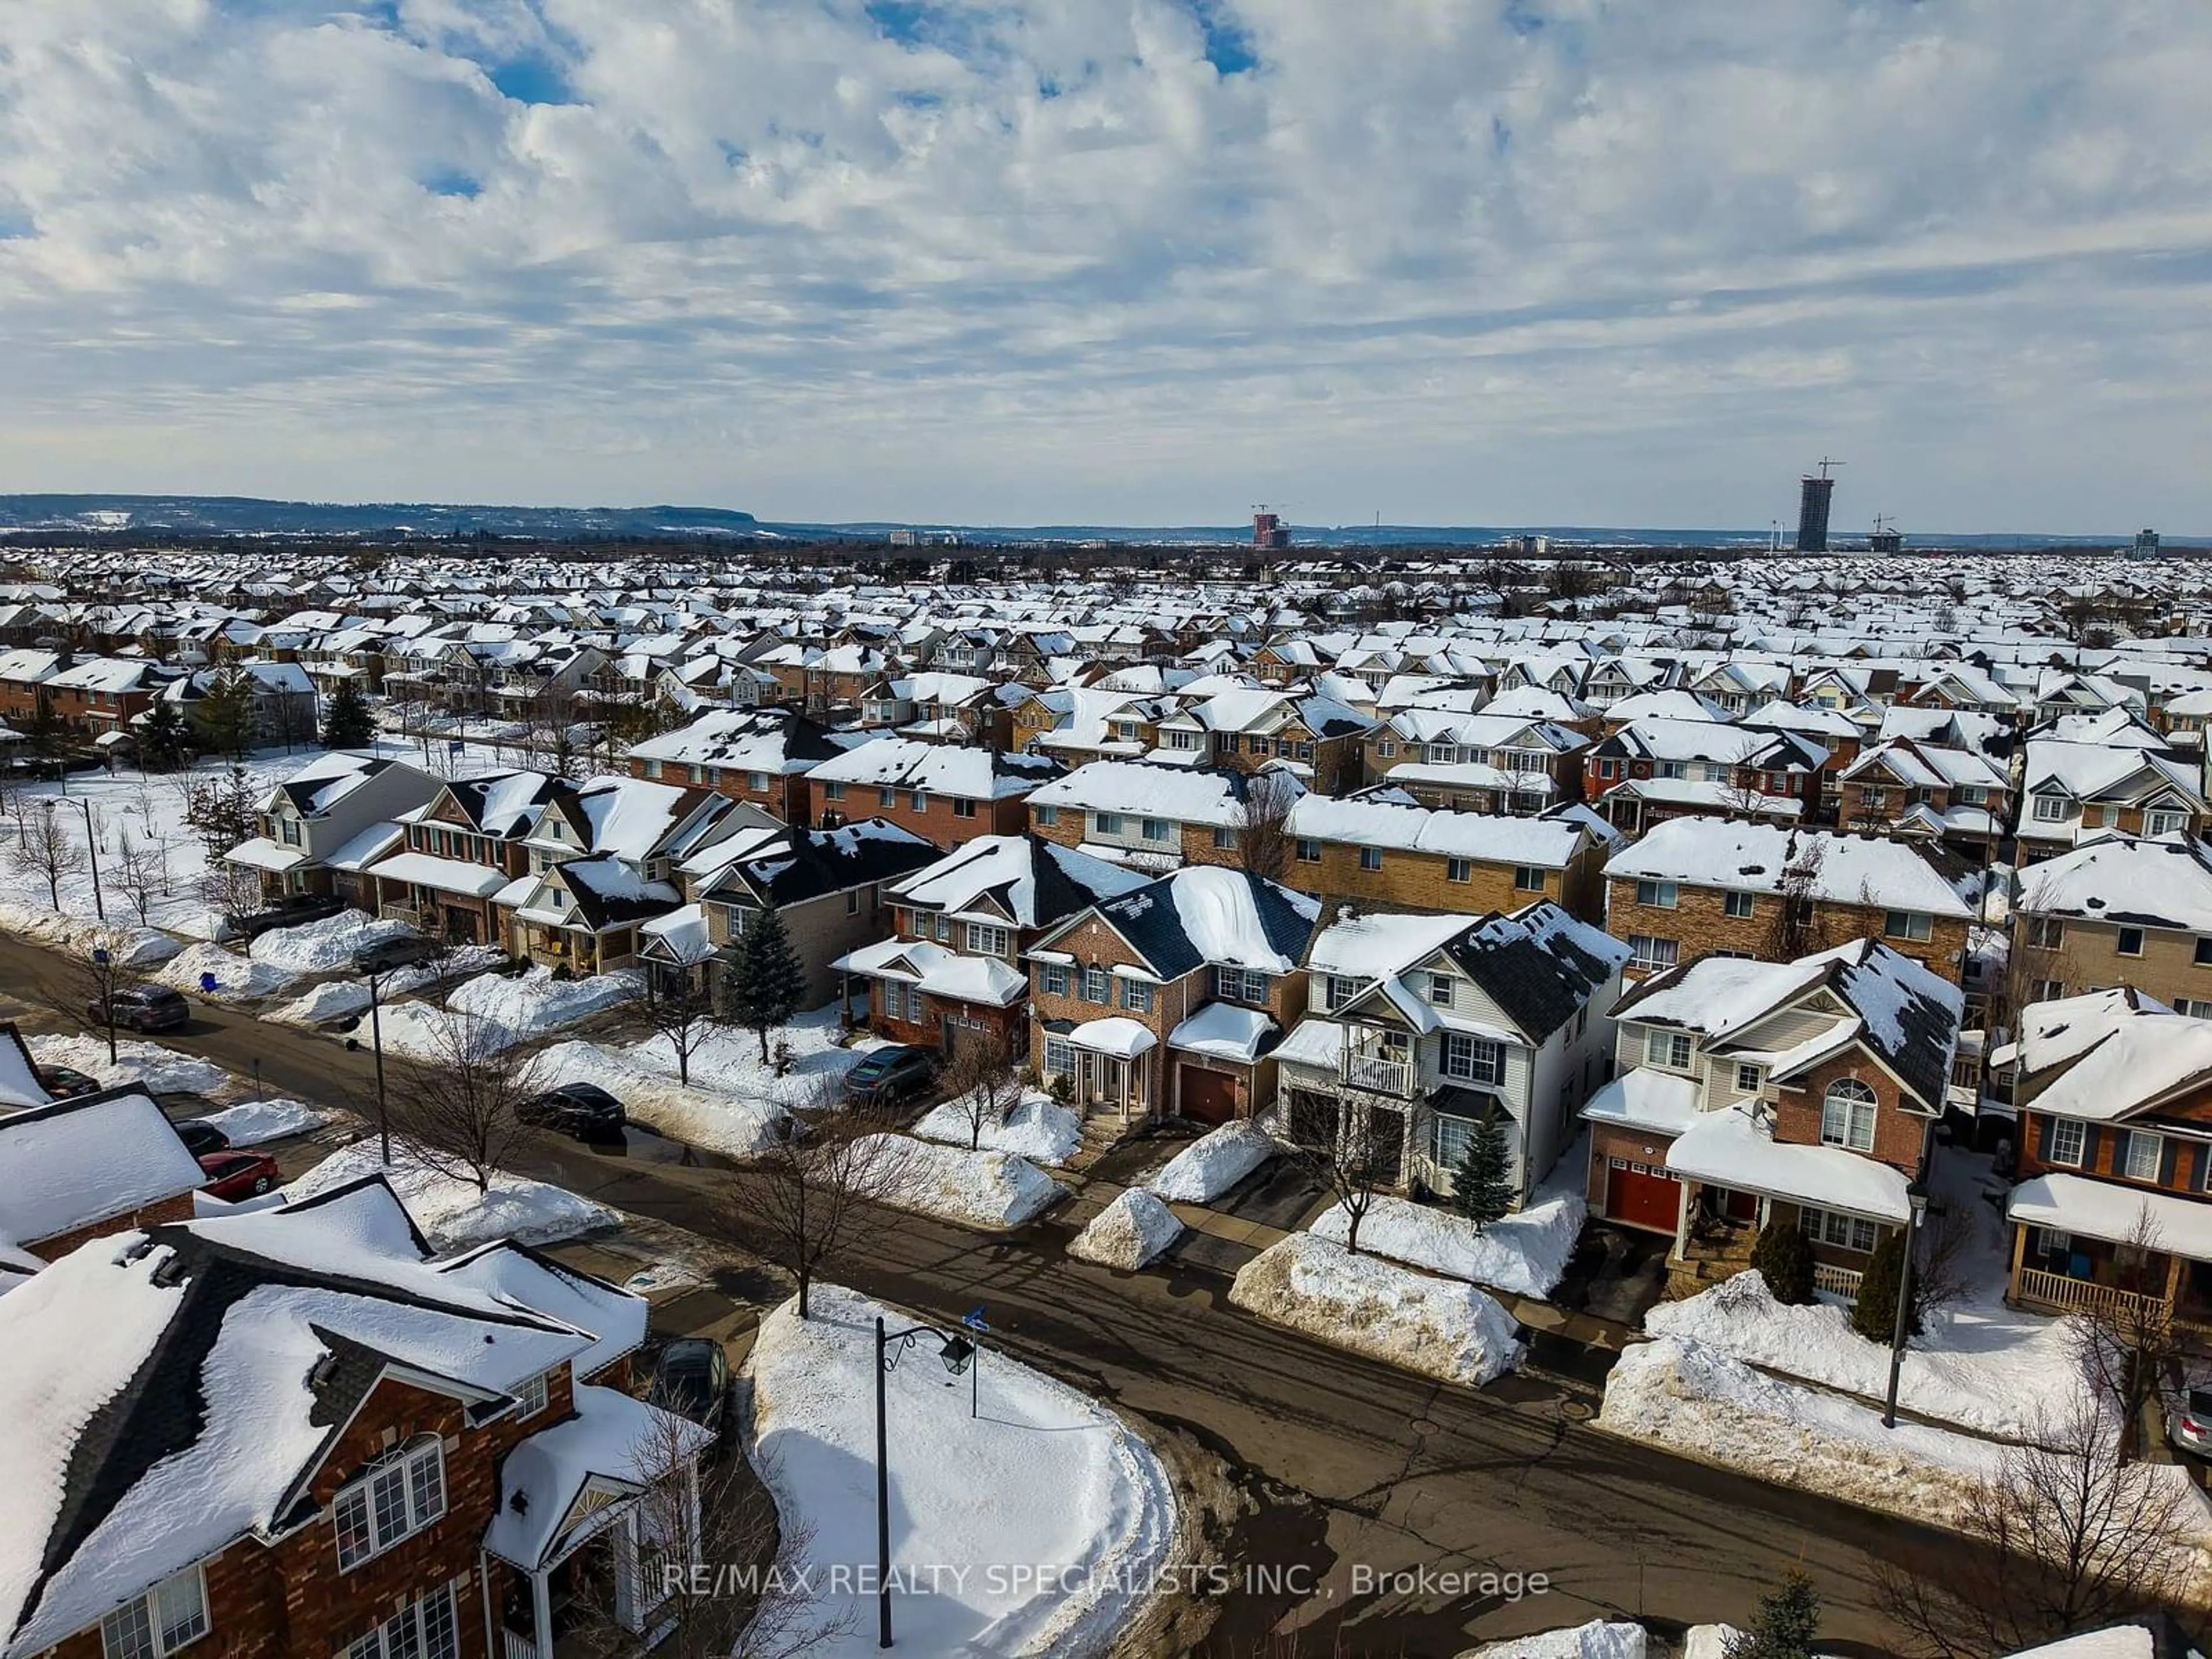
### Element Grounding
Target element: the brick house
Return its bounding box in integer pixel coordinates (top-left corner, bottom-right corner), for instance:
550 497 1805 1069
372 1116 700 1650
226 753 444 904
1999 990 2212 1329
1364 709 1589 815
1581 940 1963 1306
363 771 579 945
805 737 1062 849
0 1176 698 1659
1272 902 1628 1199
1834 736 2011 862
1025 760 1294 874
1149 685 1374 793
854 672 1017 749
2010 836 2212 1019
834 834 1146 1058
627 707 849 823
1027 866 1322 1124
1284 794 1609 923
1603 820 1978 986
0 1082 204 1264
1582 718 1825 835
2016 735 2210 861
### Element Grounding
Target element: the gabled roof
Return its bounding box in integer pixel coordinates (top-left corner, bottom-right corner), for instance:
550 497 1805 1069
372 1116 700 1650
1068 866 1321 980
0 1085 200 1249
885 834 1147 928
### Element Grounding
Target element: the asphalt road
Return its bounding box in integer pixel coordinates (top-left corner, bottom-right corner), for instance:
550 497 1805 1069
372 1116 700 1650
1 934 1954 1656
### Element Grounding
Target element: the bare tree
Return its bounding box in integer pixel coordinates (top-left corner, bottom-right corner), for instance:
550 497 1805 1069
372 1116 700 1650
384 1012 539 1191
2071 1206 2187 1464
112 828 165 926
938 1040 1023 1152
1230 770 1299 884
632 940 721 1087
1873 1385 2195 1656
1765 833 1830 960
41 928 142 1066
1281 1092 1396 1256
9 798 86 909
721 1090 916 1320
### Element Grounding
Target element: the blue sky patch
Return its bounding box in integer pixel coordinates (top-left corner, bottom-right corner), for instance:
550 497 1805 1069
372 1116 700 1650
422 169 482 199
1188 1 1257 74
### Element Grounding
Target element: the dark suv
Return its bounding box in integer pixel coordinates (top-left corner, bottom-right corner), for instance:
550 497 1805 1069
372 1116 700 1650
228 893 348 942
843 1045 937 1109
646 1338 730 1431
515 1082 627 1142
89 984 191 1034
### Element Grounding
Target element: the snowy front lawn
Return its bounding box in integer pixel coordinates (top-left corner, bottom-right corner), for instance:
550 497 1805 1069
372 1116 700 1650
244 907 414 974
366 965 640 1059
1069 1190 1184 1270
855 1135 1064 1229
747 1285 1178 1658
286 1139 616 1251
154 941 298 1002
619 1001 882 1108
1310 1190 1585 1300
1147 1118 1278 1203
26 1032 233 1099
1230 1232 1526 1387
532 1039 788 1158
264 979 373 1028
913 1092 1081 1166
194 1097 332 1145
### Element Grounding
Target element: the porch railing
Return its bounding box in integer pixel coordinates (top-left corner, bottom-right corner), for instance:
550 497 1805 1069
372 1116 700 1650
1812 1263 1864 1302
1343 1054 1414 1096
378 902 422 928
501 1631 539 1659
2016 1266 2169 1325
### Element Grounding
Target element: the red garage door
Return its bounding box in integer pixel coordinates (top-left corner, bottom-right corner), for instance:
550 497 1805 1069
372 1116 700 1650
1178 1065 1238 1126
1605 1157 1682 1234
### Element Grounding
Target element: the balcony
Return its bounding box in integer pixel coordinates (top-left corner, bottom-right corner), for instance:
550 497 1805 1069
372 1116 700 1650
1343 1052 1415 1096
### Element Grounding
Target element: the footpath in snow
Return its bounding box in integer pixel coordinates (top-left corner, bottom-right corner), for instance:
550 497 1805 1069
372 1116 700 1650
747 1285 1179 1658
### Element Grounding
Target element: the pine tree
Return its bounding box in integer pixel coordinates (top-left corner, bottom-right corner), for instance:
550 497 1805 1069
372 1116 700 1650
1448 1103 1516 1231
1725 1569 1820 1659
138 698 192 771
1750 1219 1817 1304
188 672 258 759
728 904 806 1062
1851 1227 1914 1342
320 678 376 749
24 688 63 757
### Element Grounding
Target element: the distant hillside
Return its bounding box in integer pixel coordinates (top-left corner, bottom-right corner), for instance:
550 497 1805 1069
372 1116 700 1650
0 494 760 539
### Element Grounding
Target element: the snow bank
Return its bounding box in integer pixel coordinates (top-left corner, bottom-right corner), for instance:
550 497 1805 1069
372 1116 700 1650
1312 1190 1585 1300
154 941 296 1002
914 1093 1081 1166
1231 1233 1526 1387
245 908 411 974
377 943 508 998
748 1285 1177 1657
264 978 372 1028
286 1140 616 1251
1069 1190 1184 1270
855 1135 1064 1229
446 964 638 1039
0 902 180 966
532 1039 788 1158
27 1032 232 1099
1148 1119 1277 1203
1466 1620 1646 1659
620 1002 876 1107
194 1098 330 1145
1680 1627 1740 1659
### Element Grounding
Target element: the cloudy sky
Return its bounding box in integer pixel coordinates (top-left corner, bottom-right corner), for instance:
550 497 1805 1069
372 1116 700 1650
3 1 2210 532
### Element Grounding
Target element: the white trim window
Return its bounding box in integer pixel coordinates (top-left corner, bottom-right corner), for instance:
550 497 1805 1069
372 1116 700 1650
1427 972 1454 1007
1723 891 1755 919
1734 1062 1763 1094
343 1588 459 1659
1820 1078 1878 1153
1800 1206 1880 1253
1323 974 1359 1012
1214 966 1270 1004
101 1568 209 1659
1040 963 1069 997
2048 1118 2086 1166
1446 857 1472 884
334 1434 446 1570
1884 910 1933 943
2124 1130 2163 1181
2149 809 2189 838
966 922 1010 957
514 1370 548 1418
1643 1028 1694 1071
1043 1036 1074 1078
1627 935 1679 974
1141 817 1172 843
1634 880 1678 909
1082 965 1109 1003
2032 794 2069 823
1513 866 1544 892
1442 1033 1504 1085
1119 979 1153 1014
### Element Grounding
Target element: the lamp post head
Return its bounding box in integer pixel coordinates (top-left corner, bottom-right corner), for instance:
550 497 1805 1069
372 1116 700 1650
938 1334 976 1377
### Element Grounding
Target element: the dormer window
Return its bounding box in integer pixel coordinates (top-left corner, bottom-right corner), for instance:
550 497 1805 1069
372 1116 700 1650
1427 972 1453 1007
2032 795 2067 823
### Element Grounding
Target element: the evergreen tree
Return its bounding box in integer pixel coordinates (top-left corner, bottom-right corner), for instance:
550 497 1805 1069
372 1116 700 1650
188 672 258 759
24 688 63 757
320 678 376 748
1750 1219 1818 1305
728 904 806 1062
137 698 192 771
1725 1569 1820 1659
1448 1103 1516 1231
1851 1226 1915 1342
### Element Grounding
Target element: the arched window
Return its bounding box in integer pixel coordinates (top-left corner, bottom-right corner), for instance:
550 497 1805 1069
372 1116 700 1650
334 1433 445 1569
1821 1078 1878 1154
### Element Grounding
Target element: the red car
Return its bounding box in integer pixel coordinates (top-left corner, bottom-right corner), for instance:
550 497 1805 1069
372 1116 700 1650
197 1150 279 1201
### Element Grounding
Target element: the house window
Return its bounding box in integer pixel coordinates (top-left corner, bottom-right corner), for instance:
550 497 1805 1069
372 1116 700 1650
1447 858 1472 884
1035 804 1058 826
1627 935 1679 974
1323 973 1359 1010
1635 880 1677 909
846 889 861 915
1377 738 1396 759
1724 891 1754 919
1141 818 1171 843
1820 1079 1878 1153
953 798 976 819
2176 997 2212 1021
1443 1033 1503 1084
1214 966 1269 1003
909 790 928 812
2032 795 2067 823
333 1435 445 1569
2029 917 2066 949
1514 866 1544 893
1213 826 1238 850
1094 812 1124 835
2117 926 2146 957
1427 972 1453 1006
1884 911 1933 943
1800 1206 1880 1254
822 780 846 802
2149 809 2188 838
1735 1063 1763 1094
2124 1131 2162 1181
2195 936 2212 967
1433 1107 1484 1167
1643 1029 1694 1071
645 759 665 779
2047 1118 2086 1168
278 818 301 846
1043 1037 1074 1077
1120 979 1153 1013
1166 729 1199 751
1359 847 1383 872
1083 965 1109 1003
343 1588 459 1659
1296 838 1322 863
100 1567 208 1659
877 787 897 809
1041 963 1070 996
2031 978 2067 1005
514 1370 548 1418
967 923 1010 956
903 983 925 1022
1596 757 1620 781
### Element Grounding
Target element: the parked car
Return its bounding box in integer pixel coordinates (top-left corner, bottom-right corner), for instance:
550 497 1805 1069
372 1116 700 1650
36 1065 100 1099
646 1336 730 1430
173 1118 232 1157
515 1081 627 1142
2170 1386 2212 1459
88 983 191 1034
843 1045 937 1109
196 1149 279 1200
228 892 348 942
353 930 440 976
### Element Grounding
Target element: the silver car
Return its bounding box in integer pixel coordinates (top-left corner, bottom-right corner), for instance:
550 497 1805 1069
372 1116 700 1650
2169 1385 2212 1458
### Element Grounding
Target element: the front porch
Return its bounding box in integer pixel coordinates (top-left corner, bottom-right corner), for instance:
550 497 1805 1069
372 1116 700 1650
1664 1183 1869 1304
2007 1172 2212 1335
1040 1017 1156 1122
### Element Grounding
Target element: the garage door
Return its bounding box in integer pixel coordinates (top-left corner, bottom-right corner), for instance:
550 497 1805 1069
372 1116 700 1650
1178 1065 1238 1126
1605 1157 1681 1234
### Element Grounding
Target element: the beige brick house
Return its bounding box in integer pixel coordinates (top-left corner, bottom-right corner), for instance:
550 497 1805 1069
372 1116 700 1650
2011 836 2212 1018
1286 794 1612 923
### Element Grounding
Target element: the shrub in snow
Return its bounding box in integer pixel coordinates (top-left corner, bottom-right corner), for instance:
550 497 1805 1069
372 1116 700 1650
1850 1229 1912 1342
1069 1190 1183 1270
1749 1227 1816 1305
1724 1570 1820 1659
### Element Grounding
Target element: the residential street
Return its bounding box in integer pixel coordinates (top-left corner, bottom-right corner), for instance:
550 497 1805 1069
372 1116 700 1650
0 932 1958 1656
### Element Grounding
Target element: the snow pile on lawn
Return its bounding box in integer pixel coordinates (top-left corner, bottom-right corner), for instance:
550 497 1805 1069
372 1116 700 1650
748 1285 1178 1658
194 1098 331 1145
0 902 179 965
532 1040 788 1158
856 1135 1063 1229
365 996 491 1060
1148 1119 1277 1203
265 978 372 1028
154 941 297 1002
1312 1190 1585 1300
1465 1620 1646 1659
620 1002 878 1107
446 963 638 1037
1681 1627 1741 1659
914 1092 1080 1166
378 943 509 998
1231 1233 1525 1387
27 1033 233 1099
245 908 410 973
1069 1190 1184 1270
285 1139 616 1251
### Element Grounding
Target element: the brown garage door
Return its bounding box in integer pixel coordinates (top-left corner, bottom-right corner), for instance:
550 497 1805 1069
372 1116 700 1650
1605 1157 1682 1234
1178 1065 1238 1126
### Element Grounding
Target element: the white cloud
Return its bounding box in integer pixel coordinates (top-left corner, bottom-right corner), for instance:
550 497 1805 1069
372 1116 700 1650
2 0 2210 531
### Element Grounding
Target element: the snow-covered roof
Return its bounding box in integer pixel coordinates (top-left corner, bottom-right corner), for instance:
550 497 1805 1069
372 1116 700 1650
808 736 1062 800
363 848 513 898
2014 836 2212 933
1071 865 1321 979
2011 992 2212 1123
1666 1104 1911 1222
484 1381 709 1570
1581 1070 1702 1135
887 834 1147 928
0 1088 199 1248
1068 1016 1156 1058
2009 1172 2212 1263
1605 820 1976 916
1167 1003 1279 1063
1289 794 1589 866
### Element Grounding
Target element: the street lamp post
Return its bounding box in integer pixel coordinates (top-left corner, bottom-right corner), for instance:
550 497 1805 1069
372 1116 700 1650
71 797 104 922
368 968 391 1162
874 1317 976 1649
1883 1184 1930 1429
